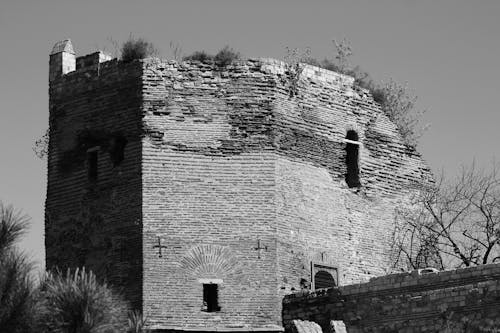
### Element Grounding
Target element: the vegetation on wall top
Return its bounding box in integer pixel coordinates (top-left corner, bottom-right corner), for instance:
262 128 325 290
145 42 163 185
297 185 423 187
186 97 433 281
286 39 427 148
121 35 159 63
183 45 240 66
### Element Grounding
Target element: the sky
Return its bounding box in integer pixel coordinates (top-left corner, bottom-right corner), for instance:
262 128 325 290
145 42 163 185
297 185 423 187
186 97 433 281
1 0 499 271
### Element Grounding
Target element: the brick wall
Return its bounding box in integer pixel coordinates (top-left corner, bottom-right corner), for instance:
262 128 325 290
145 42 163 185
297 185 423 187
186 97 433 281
139 58 432 331
47 43 434 332
283 264 500 332
269 60 433 296
46 51 143 308
141 59 282 331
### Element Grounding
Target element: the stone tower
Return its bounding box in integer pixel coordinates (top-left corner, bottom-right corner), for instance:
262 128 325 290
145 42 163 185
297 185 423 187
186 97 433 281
46 40 432 332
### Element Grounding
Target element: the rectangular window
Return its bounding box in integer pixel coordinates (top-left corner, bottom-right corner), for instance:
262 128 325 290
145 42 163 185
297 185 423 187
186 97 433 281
87 150 98 181
203 284 220 312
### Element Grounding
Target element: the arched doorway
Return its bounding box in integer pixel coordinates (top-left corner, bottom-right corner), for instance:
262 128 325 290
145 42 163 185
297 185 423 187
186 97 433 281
314 270 336 289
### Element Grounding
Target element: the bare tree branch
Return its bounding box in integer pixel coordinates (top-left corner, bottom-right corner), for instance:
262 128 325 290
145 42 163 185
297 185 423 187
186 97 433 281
393 161 500 269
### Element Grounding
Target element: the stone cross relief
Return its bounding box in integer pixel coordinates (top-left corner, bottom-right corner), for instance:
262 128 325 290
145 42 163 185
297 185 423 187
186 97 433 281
153 236 168 258
254 239 268 259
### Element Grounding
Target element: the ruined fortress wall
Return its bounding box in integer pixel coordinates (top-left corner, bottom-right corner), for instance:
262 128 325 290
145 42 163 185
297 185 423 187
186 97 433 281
47 46 435 331
138 58 433 330
46 53 143 307
283 264 500 332
140 59 282 330
259 61 433 292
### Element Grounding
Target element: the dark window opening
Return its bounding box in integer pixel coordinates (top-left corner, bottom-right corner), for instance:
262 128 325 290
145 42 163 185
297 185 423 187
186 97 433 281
203 284 220 312
311 262 338 290
345 130 361 188
109 136 127 167
87 151 98 181
314 271 336 289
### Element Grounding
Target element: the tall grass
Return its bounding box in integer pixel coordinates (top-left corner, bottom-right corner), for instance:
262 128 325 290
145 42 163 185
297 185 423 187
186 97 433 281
126 310 147 333
37 267 127 333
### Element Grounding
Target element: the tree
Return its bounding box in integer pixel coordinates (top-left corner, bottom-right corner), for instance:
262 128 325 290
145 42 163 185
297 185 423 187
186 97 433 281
0 202 37 332
393 162 500 270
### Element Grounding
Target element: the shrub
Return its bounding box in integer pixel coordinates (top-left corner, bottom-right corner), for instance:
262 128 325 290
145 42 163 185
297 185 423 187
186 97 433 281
169 41 183 62
33 128 49 160
121 36 159 63
370 86 387 105
37 267 126 333
376 80 425 147
214 46 240 66
283 47 311 97
319 58 340 72
301 57 321 67
183 50 214 62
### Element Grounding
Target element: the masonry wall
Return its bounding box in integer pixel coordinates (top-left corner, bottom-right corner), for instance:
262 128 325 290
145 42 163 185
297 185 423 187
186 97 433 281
268 62 434 294
47 48 435 331
141 59 282 331
46 53 143 308
139 58 433 331
283 264 500 332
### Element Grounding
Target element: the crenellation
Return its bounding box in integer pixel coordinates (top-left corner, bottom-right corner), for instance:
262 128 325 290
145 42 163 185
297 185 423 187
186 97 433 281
76 51 112 70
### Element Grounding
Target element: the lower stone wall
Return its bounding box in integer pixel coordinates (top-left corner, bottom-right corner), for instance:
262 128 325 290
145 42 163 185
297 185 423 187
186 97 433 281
283 264 500 332
150 331 283 333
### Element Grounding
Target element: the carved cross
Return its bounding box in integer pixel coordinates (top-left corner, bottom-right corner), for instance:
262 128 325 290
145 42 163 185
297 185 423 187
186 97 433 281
254 239 268 259
153 236 168 258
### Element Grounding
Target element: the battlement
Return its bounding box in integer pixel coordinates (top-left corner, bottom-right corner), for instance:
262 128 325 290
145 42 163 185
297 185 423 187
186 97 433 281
49 40 358 95
49 40 113 81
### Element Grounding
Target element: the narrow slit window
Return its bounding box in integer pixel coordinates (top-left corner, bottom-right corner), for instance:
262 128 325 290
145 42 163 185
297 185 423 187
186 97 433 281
87 150 98 181
345 130 360 188
203 284 220 312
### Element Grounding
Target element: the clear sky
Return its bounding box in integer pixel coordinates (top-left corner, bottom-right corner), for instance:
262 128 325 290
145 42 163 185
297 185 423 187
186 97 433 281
1 0 499 271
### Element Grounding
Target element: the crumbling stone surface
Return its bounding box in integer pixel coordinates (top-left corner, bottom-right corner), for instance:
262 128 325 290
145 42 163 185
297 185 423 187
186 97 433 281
47 44 432 331
283 264 500 332
290 320 323 333
330 321 347 333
